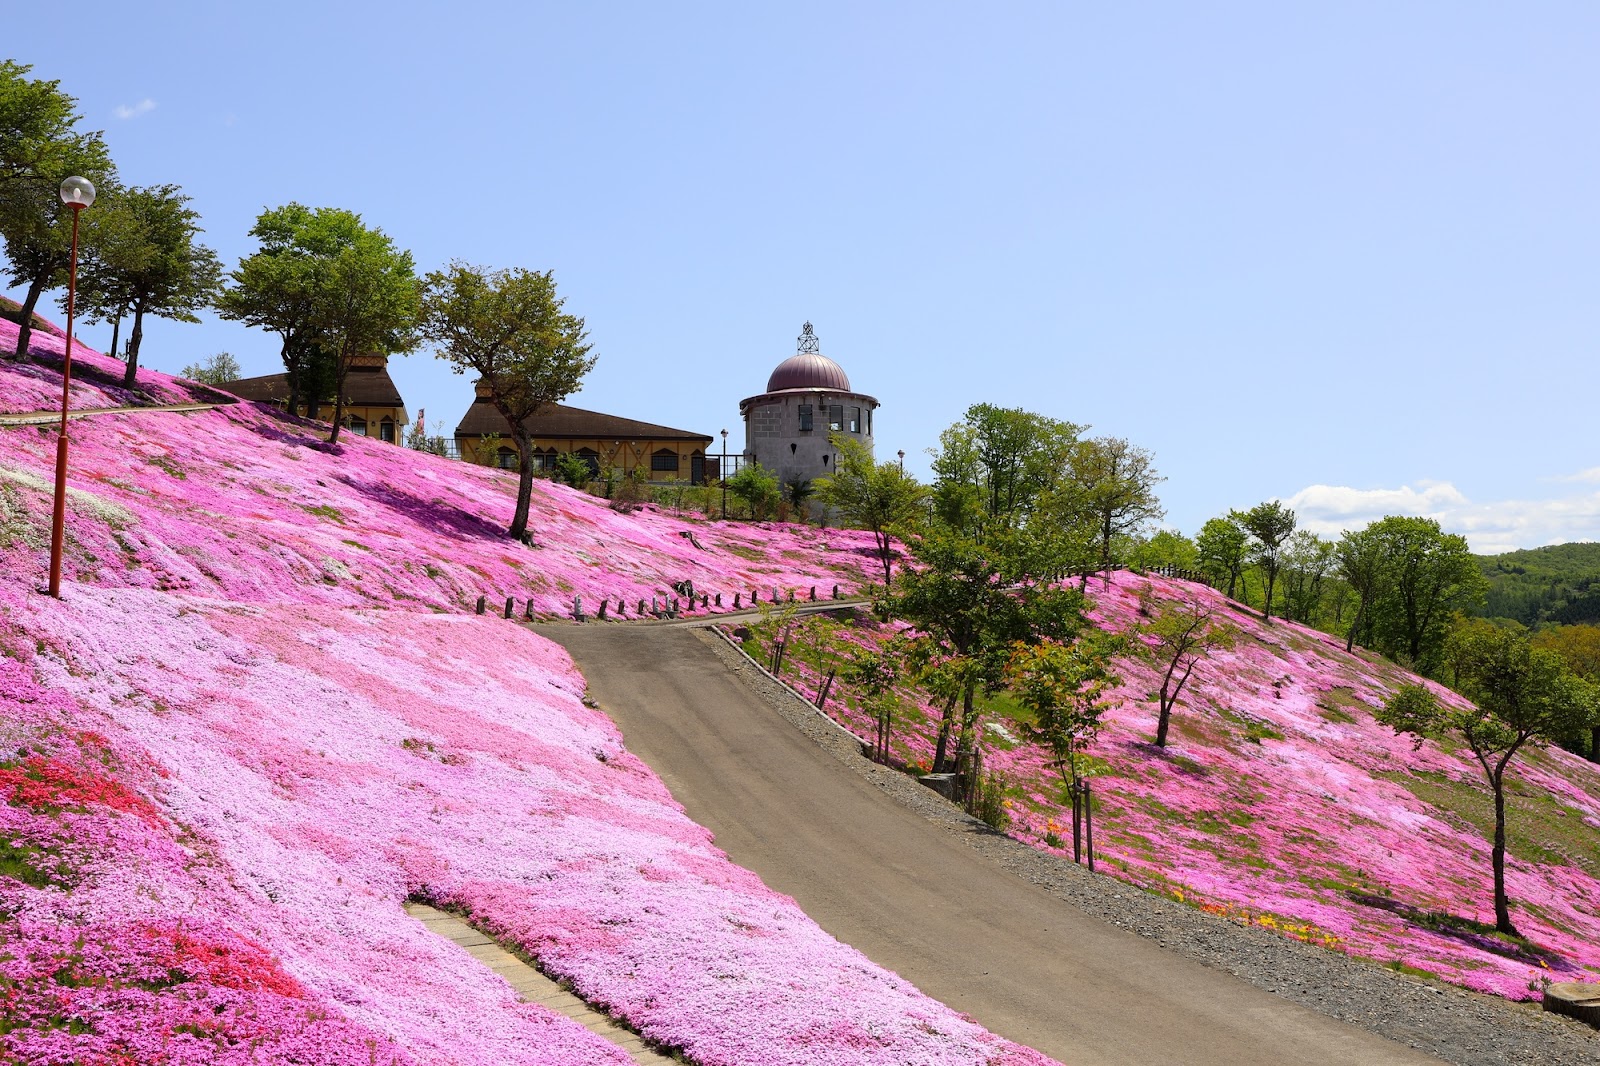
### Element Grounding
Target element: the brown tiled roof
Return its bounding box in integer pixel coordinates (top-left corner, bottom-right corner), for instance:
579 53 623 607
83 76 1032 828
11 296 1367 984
218 364 406 410
454 398 712 443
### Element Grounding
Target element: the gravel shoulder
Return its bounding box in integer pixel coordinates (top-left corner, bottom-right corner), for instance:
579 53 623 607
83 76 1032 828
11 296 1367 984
692 626 1599 1066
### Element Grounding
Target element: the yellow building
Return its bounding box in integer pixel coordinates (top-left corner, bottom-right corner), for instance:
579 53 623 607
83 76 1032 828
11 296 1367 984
219 354 409 443
454 383 716 483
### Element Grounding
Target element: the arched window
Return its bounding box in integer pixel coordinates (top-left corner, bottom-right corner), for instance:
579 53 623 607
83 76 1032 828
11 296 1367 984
496 447 518 470
576 448 602 477
379 418 396 443
347 416 368 436
651 448 680 474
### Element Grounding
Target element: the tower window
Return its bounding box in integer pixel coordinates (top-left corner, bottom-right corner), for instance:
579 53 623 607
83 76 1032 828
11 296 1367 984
849 407 861 433
798 404 813 432
828 405 843 431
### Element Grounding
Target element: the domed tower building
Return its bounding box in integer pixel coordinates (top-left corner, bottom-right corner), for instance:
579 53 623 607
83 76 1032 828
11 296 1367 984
739 323 879 493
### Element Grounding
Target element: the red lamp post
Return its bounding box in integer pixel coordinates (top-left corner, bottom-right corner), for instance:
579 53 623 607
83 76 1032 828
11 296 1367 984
47 175 95 599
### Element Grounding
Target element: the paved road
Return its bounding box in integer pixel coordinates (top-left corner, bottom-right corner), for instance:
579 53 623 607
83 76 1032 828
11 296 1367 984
536 623 1441 1066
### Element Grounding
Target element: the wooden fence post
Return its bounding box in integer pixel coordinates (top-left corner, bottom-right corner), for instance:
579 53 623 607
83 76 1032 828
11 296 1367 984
475 595 486 615
504 597 514 619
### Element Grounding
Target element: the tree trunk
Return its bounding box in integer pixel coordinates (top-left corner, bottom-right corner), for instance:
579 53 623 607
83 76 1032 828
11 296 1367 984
327 347 352 444
1490 768 1517 935
122 306 144 389
1590 724 1599 764
1345 602 1363 653
508 427 536 540
1155 701 1173 747
932 695 956 773
877 530 893 587
1101 514 1113 586
107 313 121 373
12 277 46 359
1262 566 1277 622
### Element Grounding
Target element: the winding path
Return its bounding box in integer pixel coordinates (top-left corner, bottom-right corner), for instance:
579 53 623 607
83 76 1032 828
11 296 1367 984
0 401 231 426
534 622 1442 1066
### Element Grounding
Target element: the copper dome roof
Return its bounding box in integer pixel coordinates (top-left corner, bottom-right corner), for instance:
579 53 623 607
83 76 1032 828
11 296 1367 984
766 352 851 393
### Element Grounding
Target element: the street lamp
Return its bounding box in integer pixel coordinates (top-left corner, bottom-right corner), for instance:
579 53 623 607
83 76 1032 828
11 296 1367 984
47 176 95 598
897 449 905 471
720 428 729 518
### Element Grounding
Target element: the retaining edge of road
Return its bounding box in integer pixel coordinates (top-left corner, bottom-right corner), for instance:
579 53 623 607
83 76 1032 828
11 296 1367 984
703 624 869 748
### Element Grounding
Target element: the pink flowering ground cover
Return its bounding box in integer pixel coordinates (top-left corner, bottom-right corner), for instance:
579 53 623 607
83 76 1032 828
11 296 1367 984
736 572 1600 1001
0 317 879 618
0 324 1056 1065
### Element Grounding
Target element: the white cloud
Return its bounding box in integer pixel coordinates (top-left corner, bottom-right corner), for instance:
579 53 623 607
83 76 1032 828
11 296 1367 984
1547 466 1600 485
1284 480 1600 555
113 99 156 120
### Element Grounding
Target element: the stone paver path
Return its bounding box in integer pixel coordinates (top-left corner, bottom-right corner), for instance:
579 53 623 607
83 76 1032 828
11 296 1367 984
0 401 230 426
404 902 672 1065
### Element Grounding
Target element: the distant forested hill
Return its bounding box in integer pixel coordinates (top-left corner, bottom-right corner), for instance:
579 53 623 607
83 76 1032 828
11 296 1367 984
1475 542 1600 626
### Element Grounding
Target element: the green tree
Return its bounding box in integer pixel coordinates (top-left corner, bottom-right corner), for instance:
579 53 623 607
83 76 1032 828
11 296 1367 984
420 262 595 541
217 204 357 417
1378 626 1596 934
929 403 1081 536
1068 436 1165 581
1238 501 1296 622
1366 516 1486 673
889 523 1083 771
317 224 419 443
181 351 241 386
726 461 781 520
1007 635 1121 793
1530 623 1600 761
1134 585 1237 747
72 183 222 388
0 61 115 359
1005 632 1122 863
554 450 592 489
1128 529 1197 573
1335 524 1389 653
1279 530 1337 625
843 644 904 764
815 434 929 586
784 477 814 523
1195 514 1250 599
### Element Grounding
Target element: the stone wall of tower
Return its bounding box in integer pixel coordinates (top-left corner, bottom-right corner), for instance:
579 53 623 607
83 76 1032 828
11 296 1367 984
743 391 876 491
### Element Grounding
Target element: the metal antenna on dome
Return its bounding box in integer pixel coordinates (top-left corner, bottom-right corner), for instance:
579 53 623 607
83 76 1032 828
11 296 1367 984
797 322 820 355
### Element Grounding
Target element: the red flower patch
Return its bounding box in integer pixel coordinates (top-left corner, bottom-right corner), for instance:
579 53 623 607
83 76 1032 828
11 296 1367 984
0 756 162 827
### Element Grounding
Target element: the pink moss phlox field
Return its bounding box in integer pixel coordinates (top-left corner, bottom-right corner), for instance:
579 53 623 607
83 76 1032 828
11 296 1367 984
742 573 1600 1000
1 322 1057 1065
0 317 875 618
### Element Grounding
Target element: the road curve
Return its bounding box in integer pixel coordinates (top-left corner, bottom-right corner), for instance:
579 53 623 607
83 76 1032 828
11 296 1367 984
536 622 1440 1066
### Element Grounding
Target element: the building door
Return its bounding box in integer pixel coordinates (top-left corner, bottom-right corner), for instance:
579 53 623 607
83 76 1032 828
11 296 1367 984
690 453 705 485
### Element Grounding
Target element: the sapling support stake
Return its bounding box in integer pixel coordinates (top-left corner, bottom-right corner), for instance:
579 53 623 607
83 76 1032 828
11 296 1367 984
1071 782 1083 865
815 667 836 709
1084 780 1095 872
475 595 486 616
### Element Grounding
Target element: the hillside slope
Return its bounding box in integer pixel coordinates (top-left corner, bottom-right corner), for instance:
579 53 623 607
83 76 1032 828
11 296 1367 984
0 324 1052 1066
734 571 1600 1001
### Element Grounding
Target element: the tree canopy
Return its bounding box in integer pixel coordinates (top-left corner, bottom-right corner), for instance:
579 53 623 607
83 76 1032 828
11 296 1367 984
74 183 221 387
419 262 594 541
1379 624 1596 934
1237 500 1296 622
815 433 928 586
0 61 115 359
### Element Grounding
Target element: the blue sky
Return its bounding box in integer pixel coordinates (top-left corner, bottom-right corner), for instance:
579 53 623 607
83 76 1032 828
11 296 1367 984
6 2 1598 553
